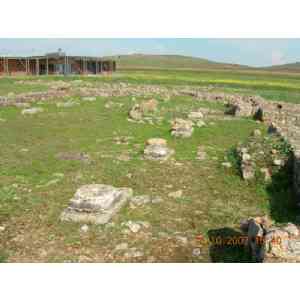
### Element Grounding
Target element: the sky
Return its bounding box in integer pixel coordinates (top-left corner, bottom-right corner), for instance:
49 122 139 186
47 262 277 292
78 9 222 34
0 38 299 67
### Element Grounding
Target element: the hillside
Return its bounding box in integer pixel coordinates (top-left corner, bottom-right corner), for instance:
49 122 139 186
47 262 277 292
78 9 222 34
104 54 251 70
264 62 300 73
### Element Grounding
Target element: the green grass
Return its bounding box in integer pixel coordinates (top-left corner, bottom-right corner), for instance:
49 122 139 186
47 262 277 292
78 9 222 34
0 78 48 96
0 70 297 262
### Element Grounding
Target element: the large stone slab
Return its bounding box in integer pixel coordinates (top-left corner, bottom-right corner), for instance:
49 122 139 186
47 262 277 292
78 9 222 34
144 138 174 161
171 118 194 138
60 184 133 224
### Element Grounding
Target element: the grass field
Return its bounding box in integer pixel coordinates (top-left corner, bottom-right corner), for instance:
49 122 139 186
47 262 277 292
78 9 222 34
0 68 298 262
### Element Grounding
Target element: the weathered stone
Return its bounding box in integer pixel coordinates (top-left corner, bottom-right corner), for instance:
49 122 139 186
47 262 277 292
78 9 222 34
252 129 262 137
222 162 232 168
227 101 253 117
188 111 204 121
283 223 299 237
195 120 206 128
56 152 90 163
124 248 144 258
56 101 78 108
125 221 142 233
175 236 188 245
168 190 183 198
146 138 167 146
128 99 158 121
259 168 272 182
82 96 96 102
144 138 174 161
21 107 44 115
115 242 128 251
140 98 158 113
123 220 150 233
192 248 201 257
273 159 283 166
242 153 251 161
171 118 194 138
241 162 255 180
15 102 31 108
80 224 89 233
129 104 143 121
60 184 133 224
196 146 207 160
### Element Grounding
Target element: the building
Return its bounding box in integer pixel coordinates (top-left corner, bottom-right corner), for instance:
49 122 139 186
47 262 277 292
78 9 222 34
0 51 116 76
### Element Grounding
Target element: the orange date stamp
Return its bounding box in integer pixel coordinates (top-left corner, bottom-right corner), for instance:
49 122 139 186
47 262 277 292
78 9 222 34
195 235 282 246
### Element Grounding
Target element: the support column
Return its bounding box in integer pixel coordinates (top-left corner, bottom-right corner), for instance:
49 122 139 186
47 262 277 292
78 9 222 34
36 59 39 76
46 57 49 75
6 58 9 76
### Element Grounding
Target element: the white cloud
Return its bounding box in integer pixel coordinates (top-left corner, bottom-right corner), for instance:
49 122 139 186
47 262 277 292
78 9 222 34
271 50 286 65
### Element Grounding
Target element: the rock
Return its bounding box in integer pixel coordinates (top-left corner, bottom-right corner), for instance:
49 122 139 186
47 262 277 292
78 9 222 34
129 104 143 121
171 118 194 138
124 248 144 258
252 129 262 137
130 195 151 206
15 102 30 108
150 196 163 204
60 184 133 224
140 99 158 113
168 190 183 198
264 229 290 259
128 99 158 121
222 162 232 168
80 224 89 233
273 159 283 166
123 220 151 233
56 101 78 108
283 223 299 237
56 152 90 163
0 226 6 232
195 120 206 128
260 168 271 181
117 153 131 161
144 138 174 161
21 107 44 115
82 96 96 102
188 111 204 120
192 248 201 257
271 149 277 155
227 101 253 117
241 162 255 180
124 221 141 233
242 153 251 161
175 236 188 245
196 146 207 160
146 138 167 146
115 242 128 251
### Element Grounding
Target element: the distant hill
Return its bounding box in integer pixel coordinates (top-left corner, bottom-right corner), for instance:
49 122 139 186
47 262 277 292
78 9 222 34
263 62 300 73
104 54 300 74
104 54 251 71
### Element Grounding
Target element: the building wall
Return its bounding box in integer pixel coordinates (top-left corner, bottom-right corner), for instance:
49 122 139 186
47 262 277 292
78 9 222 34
0 57 116 76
